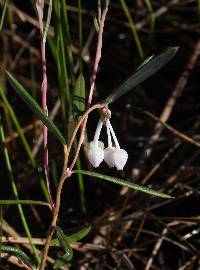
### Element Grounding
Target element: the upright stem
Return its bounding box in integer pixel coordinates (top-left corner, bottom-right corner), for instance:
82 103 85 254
39 1 110 268
41 39 54 209
36 0 54 209
39 146 68 270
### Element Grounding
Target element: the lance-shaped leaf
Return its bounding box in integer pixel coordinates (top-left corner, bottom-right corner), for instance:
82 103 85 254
51 226 91 246
73 170 173 199
0 245 36 269
6 71 66 145
66 226 91 243
104 47 179 104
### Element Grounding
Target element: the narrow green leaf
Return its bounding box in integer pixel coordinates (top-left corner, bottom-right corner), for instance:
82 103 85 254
66 226 91 243
144 0 155 32
120 0 144 59
73 170 173 199
93 16 100 33
0 245 36 269
51 226 90 247
54 252 73 268
72 73 85 121
6 71 66 145
0 200 50 208
104 47 179 104
43 0 52 42
0 0 9 32
56 227 73 255
0 86 36 167
198 0 200 13
0 115 40 263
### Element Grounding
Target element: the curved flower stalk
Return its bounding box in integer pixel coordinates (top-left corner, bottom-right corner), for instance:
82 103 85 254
104 121 115 167
87 118 128 170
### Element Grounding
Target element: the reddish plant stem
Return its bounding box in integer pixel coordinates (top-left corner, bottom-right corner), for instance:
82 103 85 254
39 146 68 270
69 2 109 172
39 2 109 268
41 40 54 209
36 0 54 209
39 103 104 268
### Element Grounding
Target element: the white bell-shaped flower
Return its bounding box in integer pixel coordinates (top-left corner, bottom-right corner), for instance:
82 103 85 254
87 141 104 168
106 120 128 170
111 148 128 170
88 117 128 170
104 147 115 168
87 120 104 168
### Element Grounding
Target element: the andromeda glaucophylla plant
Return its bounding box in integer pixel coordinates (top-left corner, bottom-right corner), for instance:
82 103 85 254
3 0 177 267
87 113 128 170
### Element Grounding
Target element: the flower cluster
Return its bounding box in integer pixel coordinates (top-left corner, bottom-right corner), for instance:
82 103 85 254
87 119 128 170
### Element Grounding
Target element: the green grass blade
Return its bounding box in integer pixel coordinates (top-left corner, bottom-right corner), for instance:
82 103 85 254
93 16 100 33
43 0 52 42
51 159 58 187
60 0 74 84
6 71 66 145
72 73 85 120
198 0 200 13
67 72 86 211
0 74 52 206
0 200 50 207
0 0 9 32
73 170 173 198
0 117 40 263
104 47 179 104
0 245 36 269
144 0 155 32
0 86 36 166
76 156 86 213
78 0 83 71
52 0 70 123
120 0 144 59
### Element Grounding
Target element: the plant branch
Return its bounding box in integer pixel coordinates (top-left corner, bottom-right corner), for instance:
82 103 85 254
39 1 110 268
36 0 54 209
39 101 105 269
69 1 109 172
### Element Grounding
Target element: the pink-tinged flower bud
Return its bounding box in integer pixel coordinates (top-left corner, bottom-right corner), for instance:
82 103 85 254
87 141 104 168
111 148 128 170
104 147 115 168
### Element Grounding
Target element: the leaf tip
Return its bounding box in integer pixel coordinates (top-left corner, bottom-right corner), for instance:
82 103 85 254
163 194 175 199
169 46 179 55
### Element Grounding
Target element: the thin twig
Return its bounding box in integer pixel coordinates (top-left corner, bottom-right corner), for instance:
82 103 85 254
141 109 200 149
